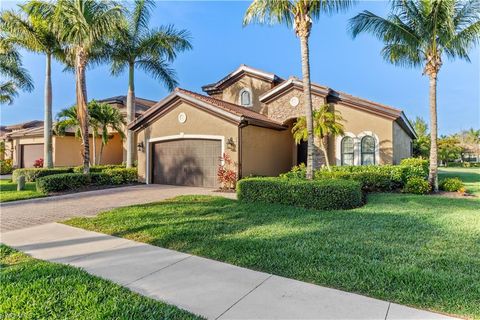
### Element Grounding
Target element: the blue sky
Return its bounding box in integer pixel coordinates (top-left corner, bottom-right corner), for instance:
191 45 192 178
1 0 479 135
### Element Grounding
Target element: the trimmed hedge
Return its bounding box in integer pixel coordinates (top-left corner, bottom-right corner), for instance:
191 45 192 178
72 164 125 173
36 168 138 193
280 158 429 192
403 177 431 195
237 177 363 210
12 168 73 183
439 177 464 192
36 173 91 193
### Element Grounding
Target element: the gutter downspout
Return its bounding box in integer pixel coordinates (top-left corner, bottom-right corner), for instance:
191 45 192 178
238 120 249 180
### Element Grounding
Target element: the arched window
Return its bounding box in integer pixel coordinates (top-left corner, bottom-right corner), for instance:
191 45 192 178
341 137 354 165
239 89 252 107
361 135 376 165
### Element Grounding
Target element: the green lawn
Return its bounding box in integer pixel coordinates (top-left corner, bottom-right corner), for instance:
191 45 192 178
0 179 45 202
0 245 202 320
65 169 480 319
439 167 480 195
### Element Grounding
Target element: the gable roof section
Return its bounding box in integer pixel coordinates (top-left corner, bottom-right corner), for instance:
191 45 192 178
128 88 286 131
259 77 330 103
202 64 283 95
98 95 157 114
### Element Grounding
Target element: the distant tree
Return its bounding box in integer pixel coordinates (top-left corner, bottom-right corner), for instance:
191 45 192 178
412 117 430 158
109 0 191 168
244 0 356 179
0 38 33 105
350 0 480 191
438 136 462 166
292 104 344 171
89 101 125 165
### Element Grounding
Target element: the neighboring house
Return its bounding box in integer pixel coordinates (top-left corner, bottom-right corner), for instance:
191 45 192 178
129 65 417 188
1 96 156 168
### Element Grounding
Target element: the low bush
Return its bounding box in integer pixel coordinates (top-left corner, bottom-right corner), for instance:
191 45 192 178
315 170 393 192
439 177 464 192
279 163 306 179
237 177 363 210
36 173 90 193
12 167 73 183
0 159 13 174
400 158 429 181
72 164 125 173
36 168 138 193
403 177 431 195
446 161 480 168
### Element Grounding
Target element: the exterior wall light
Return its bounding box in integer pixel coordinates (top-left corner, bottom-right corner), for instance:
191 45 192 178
226 137 236 151
137 141 145 152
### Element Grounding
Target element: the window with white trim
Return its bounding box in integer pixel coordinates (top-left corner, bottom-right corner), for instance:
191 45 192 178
239 88 252 107
361 135 376 165
341 136 355 165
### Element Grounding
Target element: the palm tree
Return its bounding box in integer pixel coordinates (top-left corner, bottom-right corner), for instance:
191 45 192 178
31 0 123 173
0 38 33 104
89 101 125 165
1 2 63 168
350 0 480 191
244 0 355 179
109 0 191 168
292 104 344 171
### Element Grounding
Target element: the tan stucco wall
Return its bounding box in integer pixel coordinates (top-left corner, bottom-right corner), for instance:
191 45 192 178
135 101 239 183
219 75 274 114
241 125 293 177
53 134 123 167
392 121 412 164
330 103 394 165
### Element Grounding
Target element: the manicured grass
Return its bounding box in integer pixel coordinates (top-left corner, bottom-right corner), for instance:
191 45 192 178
0 245 202 320
439 167 480 195
65 185 480 319
0 179 45 202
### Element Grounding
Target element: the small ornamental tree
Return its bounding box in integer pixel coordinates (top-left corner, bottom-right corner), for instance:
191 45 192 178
217 153 237 190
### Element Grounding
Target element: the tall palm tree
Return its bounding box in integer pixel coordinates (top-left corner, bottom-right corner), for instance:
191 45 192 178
31 0 123 173
244 0 355 179
89 102 125 165
292 104 344 171
350 0 480 191
0 38 33 104
1 2 63 168
109 0 191 168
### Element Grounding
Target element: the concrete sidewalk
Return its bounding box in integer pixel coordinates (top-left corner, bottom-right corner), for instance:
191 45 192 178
1 223 459 320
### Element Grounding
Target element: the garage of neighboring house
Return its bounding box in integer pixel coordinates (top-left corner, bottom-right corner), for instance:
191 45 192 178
20 143 43 168
151 138 222 187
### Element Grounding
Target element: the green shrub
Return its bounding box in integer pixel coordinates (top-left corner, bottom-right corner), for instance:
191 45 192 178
315 170 393 192
439 177 464 192
0 159 13 174
89 172 113 185
400 158 429 181
279 163 306 179
103 168 137 184
36 173 91 193
72 164 125 173
12 167 73 182
237 177 363 210
403 177 431 195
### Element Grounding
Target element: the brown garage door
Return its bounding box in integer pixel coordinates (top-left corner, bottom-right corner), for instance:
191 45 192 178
21 144 43 168
151 139 221 187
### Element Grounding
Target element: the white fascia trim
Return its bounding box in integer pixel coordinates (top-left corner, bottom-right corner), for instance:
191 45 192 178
239 65 276 81
259 78 295 102
400 112 417 139
145 134 225 184
176 92 242 123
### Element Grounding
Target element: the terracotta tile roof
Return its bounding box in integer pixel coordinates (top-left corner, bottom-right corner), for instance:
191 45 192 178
97 95 157 114
175 88 284 126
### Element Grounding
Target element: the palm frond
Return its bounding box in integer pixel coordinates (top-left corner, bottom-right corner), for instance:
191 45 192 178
243 0 293 27
137 25 192 62
136 57 177 91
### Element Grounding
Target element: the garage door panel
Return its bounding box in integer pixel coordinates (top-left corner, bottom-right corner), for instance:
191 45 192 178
152 139 221 188
21 144 44 168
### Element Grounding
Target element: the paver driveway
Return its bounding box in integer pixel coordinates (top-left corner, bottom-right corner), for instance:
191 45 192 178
0 184 235 232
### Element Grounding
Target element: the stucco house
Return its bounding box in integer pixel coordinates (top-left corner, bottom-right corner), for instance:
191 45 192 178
2 96 156 168
129 65 416 187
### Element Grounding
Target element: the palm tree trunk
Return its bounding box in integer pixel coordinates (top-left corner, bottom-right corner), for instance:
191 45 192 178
428 74 438 192
99 141 104 166
75 49 90 174
299 31 315 180
126 63 135 168
319 137 331 171
92 129 97 165
44 53 53 168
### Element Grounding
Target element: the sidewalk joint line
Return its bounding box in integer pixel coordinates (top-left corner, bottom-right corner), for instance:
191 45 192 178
65 240 129 264
214 274 273 320
384 302 391 320
126 255 193 286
